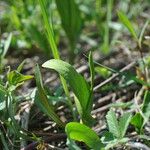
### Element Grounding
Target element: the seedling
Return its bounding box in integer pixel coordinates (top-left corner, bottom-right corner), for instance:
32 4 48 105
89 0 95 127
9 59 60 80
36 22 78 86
42 57 94 126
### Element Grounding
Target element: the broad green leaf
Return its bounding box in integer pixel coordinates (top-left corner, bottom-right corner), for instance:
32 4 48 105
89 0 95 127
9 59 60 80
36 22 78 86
65 122 103 150
119 113 132 138
142 90 150 120
7 70 33 86
55 0 82 49
42 59 93 124
34 64 64 128
130 113 143 133
106 109 120 138
118 11 138 40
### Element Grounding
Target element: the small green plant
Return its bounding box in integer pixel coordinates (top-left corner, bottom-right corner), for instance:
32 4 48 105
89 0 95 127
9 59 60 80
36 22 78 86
131 90 150 134
0 62 33 149
65 109 132 150
34 64 65 128
42 56 94 126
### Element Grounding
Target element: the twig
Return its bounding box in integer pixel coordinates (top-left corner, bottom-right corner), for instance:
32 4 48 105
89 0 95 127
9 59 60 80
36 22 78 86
126 142 150 150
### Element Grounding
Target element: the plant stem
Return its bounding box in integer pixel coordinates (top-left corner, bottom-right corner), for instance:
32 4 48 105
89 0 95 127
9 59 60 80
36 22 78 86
138 45 147 82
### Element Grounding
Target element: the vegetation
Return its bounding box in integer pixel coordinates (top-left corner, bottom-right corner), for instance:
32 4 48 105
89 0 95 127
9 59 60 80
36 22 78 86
0 0 150 149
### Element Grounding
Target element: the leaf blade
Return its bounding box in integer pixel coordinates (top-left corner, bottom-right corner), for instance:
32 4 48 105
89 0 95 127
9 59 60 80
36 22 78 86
106 109 120 138
34 64 64 128
65 122 103 150
42 59 92 124
119 113 132 138
118 11 138 40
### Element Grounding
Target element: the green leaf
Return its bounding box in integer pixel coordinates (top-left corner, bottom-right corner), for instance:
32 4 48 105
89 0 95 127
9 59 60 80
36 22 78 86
142 90 150 120
118 11 138 40
2 33 12 58
95 66 111 79
130 113 143 133
17 60 26 72
106 109 120 138
119 113 132 138
7 70 33 86
34 64 65 128
130 90 150 134
42 59 93 124
55 0 82 49
39 0 60 59
65 122 103 150
89 51 95 89
138 20 149 48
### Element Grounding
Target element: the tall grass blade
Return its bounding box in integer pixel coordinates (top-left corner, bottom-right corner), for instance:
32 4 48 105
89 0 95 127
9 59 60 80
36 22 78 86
142 90 150 121
118 11 138 40
2 33 12 58
38 0 59 59
101 0 113 54
138 20 149 48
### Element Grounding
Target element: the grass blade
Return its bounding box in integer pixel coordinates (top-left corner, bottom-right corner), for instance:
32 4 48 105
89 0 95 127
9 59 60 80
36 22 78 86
142 90 150 121
138 20 149 48
101 0 113 54
2 33 12 58
118 11 138 40
38 0 59 59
